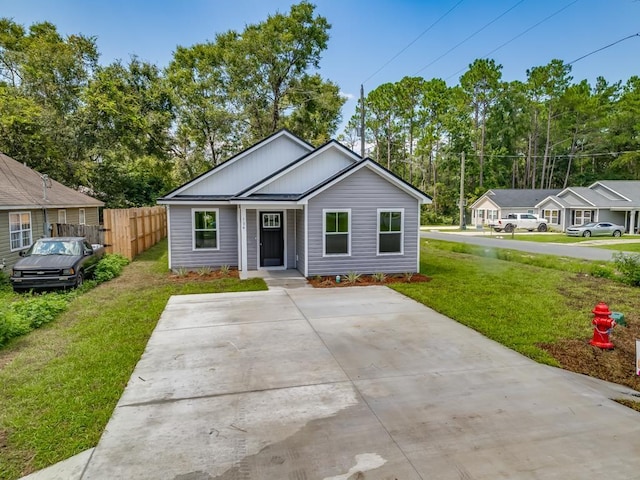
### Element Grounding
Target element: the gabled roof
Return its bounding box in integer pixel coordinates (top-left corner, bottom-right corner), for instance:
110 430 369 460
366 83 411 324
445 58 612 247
298 158 431 204
238 140 361 197
472 189 561 209
0 152 103 210
589 180 640 204
160 129 314 199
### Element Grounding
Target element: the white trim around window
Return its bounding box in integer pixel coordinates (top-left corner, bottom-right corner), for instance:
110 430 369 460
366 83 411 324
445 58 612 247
79 208 86 225
58 209 67 224
323 209 351 256
192 208 219 251
377 208 404 255
9 211 32 251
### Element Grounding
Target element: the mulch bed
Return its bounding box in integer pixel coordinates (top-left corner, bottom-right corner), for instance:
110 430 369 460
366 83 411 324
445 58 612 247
308 273 431 288
539 318 640 393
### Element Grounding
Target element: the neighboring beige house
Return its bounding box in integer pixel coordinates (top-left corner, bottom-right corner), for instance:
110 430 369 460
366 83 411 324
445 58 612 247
470 189 561 226
0 152 104 270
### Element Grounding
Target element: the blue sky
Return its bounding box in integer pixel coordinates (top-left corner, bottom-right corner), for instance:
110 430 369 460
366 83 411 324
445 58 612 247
2 0 639 131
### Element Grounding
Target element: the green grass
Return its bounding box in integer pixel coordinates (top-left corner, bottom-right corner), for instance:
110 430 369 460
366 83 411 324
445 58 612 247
0 240 266 479
599 243 640 253
392 239 637 365
504 233 590 243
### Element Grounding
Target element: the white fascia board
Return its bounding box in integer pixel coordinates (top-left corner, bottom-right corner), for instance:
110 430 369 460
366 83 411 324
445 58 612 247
471 196 500 210
557 187 596 207
157 199 230 206
163 130 313 198
535 196 563 209
588 181 632 202
469 191 495 208
299 161 430 205
239 142 360 197
229 200 302 208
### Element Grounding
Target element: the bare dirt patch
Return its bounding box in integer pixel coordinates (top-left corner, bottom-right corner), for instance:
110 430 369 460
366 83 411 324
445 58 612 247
168 269 239 282
308 273 431 288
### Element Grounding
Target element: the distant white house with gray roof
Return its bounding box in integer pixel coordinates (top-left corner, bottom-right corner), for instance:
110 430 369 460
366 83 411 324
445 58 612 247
535 180 640 233
470 189 561 226
472 182 640 233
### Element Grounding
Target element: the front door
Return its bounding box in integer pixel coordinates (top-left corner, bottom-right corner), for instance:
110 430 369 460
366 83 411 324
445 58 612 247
260 211 284 267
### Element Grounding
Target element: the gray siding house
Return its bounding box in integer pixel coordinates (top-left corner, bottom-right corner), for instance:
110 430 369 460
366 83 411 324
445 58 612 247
535 181 640 233
158 130 431 277
0 152 103 271
470 189 561 226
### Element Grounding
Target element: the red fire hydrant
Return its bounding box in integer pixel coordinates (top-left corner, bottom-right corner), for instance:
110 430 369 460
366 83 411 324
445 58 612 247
589 302 616 349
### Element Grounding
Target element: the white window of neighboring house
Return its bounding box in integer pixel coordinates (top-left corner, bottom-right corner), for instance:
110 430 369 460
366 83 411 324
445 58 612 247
575 210 592 225
9 212 32 251
192 209 219 250
378 209 403 255
544 209 559 224
58 209 67 224
323 209 350 256
79 208 86 225
477 210 486 223
488 210 498 221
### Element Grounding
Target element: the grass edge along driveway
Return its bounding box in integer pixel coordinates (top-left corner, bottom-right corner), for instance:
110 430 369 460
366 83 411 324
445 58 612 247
0 240 267 480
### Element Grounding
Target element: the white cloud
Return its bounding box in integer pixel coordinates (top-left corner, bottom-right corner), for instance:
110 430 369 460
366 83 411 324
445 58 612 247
339 91 355 100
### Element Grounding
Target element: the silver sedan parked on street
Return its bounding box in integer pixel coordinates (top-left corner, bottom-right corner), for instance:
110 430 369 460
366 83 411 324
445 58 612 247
566 222 625 237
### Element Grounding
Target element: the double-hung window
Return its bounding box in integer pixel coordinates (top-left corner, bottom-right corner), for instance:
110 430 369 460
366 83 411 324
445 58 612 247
193 209 218 250
79 208 86 225
378 209 403 254
324 210 350 255
9 212 32 251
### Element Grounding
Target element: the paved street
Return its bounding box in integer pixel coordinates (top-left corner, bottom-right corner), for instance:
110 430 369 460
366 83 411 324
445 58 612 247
421 230 639 261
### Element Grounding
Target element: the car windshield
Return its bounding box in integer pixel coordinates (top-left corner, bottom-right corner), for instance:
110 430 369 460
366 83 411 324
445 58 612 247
30 240 81 256
580 223 597 227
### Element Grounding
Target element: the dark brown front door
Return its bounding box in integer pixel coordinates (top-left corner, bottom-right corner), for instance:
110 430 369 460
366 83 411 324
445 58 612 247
260 211 284 267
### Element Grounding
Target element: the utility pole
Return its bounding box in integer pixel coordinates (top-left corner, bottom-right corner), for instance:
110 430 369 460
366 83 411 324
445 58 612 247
360 84 365 158
459 152 466 230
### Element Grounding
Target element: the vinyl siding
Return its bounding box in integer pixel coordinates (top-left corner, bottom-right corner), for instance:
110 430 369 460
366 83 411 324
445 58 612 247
169 205 238 269
46 207 100 225
256 148 354 194
0 209 47 270
247 210 258 270
296 209 305 274
307 167 419 276
178 136 311 196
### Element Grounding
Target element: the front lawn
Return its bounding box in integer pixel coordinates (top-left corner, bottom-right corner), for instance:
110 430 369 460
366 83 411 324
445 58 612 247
392 239 640 389
0 240 266 479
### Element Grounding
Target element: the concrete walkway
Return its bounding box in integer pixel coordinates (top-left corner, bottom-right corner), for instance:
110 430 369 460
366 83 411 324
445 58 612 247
26 286 638 480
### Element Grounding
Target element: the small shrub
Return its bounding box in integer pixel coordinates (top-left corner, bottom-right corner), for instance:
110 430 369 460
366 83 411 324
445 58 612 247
175 267 189 278
0 269 10 287
590 264 615 279
403 272 414 282
11 293 69 329
313 275 322 282
94 254 130 283
613 252 640 286
197 266 212 277
0 309 31 347
372 272 387 282
345 271 361 283
219 265 231 277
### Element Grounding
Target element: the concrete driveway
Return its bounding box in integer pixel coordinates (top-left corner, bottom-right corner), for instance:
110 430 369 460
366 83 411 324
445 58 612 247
77 286 640 479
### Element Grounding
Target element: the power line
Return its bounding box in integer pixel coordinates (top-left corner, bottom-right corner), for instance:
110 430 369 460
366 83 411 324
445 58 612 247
568 32 640 65
414 0 526 76
446 0 578 81
362 0 466 85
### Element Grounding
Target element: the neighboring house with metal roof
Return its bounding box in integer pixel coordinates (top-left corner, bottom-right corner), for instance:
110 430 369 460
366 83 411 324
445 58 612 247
0 152 104 270
470 189 561 227
535 180 640 233
158 129 432 276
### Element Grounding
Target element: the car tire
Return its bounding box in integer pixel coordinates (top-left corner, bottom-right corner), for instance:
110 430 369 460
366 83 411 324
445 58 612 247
537 224 547 232
75 271 84 289
613 230 622 237
504 224 514 233
583 231 591 237
494 228 502 232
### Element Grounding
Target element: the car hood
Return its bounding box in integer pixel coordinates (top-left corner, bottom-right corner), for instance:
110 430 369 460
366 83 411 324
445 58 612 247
13 255 83 270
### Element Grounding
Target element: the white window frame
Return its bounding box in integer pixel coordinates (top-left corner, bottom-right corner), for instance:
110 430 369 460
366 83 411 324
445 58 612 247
58 209 67 224
9 211 32 251
377 208 404 255
262 213 281 229
544 209 559 224
79 208 86 225
192 208 219 251
323 209 351 257
575 210 592 225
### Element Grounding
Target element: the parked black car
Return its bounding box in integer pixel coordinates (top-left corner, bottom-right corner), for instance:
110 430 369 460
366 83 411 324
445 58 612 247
10 237 105 292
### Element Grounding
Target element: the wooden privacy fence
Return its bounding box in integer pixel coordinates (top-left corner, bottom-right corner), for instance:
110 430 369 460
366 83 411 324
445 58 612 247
52 223 104 246
103 206 167 260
